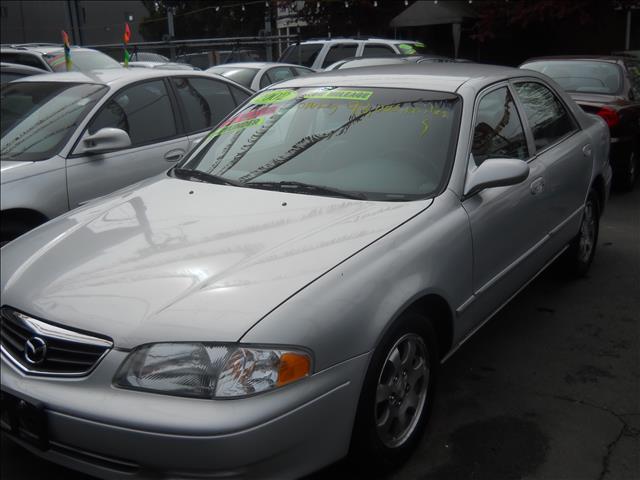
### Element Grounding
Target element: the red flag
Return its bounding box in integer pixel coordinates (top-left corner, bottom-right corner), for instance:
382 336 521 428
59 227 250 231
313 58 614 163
61 30 70 48
123 23 131 44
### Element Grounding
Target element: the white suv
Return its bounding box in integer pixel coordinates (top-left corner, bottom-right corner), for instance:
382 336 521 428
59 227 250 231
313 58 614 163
279 38 426 70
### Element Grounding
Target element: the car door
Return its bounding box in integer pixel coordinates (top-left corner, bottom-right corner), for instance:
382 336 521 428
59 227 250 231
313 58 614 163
66 78 188 208
512 80 590 252
169 76 248 150
459 83 550 334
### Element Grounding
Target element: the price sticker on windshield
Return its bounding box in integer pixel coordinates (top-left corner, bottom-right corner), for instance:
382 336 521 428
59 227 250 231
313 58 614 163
251 89 298 104
303 89 373 101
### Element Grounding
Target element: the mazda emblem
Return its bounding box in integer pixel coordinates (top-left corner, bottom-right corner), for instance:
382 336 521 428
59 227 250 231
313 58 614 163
24 336 47 365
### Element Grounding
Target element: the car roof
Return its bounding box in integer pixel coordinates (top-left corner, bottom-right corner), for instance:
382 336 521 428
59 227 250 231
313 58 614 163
295 38 416 45
1 45 102 55
14 68 252 92
274 62 524 93
209 62 309 69
521 55 625 65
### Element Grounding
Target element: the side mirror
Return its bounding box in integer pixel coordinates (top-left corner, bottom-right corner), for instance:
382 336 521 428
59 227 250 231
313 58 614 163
464 158 530 198
78 128 131 154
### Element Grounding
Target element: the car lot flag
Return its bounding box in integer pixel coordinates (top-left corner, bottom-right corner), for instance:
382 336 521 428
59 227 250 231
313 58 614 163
61 30 72 71
123 23 131 66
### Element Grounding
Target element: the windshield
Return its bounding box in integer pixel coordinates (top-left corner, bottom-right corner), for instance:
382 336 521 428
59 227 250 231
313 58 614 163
179 87 461 201
1 82 107 161
522 60 623 94
208 67 259 88
43 50 122 72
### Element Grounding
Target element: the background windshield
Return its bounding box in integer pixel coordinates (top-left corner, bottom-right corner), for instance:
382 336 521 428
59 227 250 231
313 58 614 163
1 82 107 161
522 60 623 94
43 50 122 72
182 87 461 201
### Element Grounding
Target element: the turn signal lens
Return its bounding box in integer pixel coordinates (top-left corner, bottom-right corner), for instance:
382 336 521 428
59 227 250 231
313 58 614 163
596 107 620 128
277 352 311 386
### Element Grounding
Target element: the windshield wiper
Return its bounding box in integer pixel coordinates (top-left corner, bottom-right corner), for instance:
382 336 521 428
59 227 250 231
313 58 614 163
245 181 367 200
171 168 242 187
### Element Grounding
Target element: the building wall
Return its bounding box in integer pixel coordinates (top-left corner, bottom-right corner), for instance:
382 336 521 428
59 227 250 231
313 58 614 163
1 0 149 46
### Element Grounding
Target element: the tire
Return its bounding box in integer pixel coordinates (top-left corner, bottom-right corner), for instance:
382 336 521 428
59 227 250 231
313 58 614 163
349 311 439 472
562 189 600 277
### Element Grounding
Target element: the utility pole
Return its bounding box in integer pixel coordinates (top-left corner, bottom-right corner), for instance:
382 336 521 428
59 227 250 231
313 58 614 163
167 6 175 60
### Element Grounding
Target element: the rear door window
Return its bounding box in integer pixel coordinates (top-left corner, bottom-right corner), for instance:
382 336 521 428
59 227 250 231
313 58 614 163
513 82 577 151
171 77 238 134
362 44 397 57
322 44 358 68
89 79 177 146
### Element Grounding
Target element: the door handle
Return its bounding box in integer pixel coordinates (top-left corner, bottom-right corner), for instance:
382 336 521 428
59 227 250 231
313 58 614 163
530 177 545 196
582 144 592 157
164 149 185 162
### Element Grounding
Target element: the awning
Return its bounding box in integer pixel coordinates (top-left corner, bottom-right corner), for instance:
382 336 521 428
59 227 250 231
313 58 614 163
390 0 477 28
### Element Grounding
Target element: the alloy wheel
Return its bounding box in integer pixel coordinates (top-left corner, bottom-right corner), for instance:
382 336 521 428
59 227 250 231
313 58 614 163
578 199 596 263
375 333 429 448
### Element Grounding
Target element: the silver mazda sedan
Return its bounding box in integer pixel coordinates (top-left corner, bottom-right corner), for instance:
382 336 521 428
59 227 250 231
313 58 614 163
0 64 611 479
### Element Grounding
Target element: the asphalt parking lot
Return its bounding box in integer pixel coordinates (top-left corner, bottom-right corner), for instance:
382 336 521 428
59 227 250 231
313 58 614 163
2 187 639 480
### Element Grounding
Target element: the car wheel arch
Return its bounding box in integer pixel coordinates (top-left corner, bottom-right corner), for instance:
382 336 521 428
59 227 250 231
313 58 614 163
590 174 606 216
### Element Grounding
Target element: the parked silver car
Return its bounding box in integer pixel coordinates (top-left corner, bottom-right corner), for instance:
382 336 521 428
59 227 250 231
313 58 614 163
0 68 252 243
0 64 611 479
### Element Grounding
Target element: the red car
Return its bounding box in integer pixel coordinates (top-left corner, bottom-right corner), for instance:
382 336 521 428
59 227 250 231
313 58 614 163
521 55 640 190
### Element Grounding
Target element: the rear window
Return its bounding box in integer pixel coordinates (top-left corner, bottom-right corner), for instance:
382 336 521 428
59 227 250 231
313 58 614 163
279 44 323 67
43 50 122 73
208 67 259 89
521 60 623 94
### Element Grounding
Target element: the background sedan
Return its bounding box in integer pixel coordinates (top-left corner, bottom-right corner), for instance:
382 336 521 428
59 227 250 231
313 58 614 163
207 62 315 91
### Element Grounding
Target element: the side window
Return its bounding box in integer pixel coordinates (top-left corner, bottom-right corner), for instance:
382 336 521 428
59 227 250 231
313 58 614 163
362 44 396 58
322 44 358 68
513 82 577 151
89 79 176 146
472 87 529 167
263 66 295 88
280 44 322 68
171 77 237 133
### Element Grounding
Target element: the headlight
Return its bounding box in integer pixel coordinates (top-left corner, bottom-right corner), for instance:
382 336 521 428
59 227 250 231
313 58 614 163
113 343 312 399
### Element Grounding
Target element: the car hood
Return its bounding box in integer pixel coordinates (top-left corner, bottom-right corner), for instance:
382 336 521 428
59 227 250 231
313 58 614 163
1 177 431 348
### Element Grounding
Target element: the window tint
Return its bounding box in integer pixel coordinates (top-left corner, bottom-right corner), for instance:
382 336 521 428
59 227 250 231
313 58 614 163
514 82 576 151
171 77 237 134
293 67 313 76
471 87 529 166
89 79 176 146
228 85 250 105
0 52 47 70
279 44 323 68
322 44 358 68
362 45 396 57
625 61 640 100
521 60 622 94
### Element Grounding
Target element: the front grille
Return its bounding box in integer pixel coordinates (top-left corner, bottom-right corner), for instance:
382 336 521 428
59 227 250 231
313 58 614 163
0 307 112 376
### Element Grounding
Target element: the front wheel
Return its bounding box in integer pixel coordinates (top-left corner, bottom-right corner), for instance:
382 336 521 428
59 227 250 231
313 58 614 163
562 189 600 277
349 312 438 471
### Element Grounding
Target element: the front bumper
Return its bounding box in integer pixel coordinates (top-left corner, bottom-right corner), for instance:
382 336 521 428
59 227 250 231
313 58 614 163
1 349 371 479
